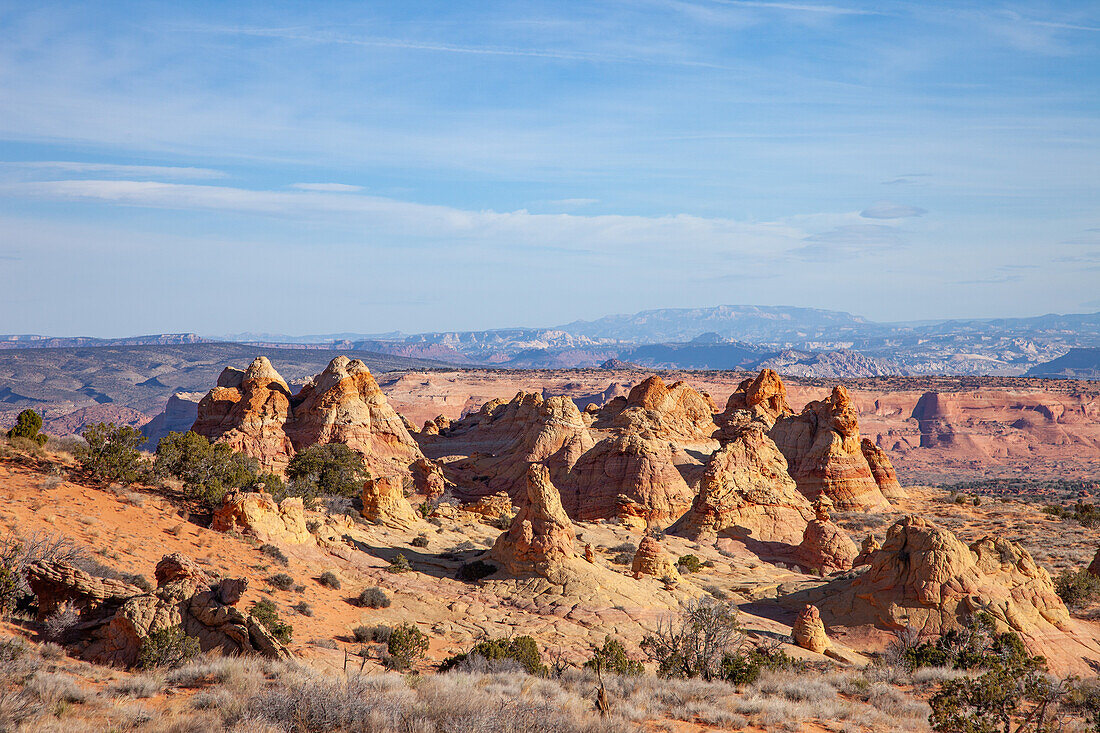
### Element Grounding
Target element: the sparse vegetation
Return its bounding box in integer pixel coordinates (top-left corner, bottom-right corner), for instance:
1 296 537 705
78 422 148 484
249 599 293 644
259 543 289 566
676 554 703 573
292 601 313 616
265 572 296 591
357 586 391 608
154 430 266 508
6 410 47 445
456 559 498 581
1054 568 1100 608
317 571 342 589
385 623 429 669
411 533 429 548
1043 501 1100 527
138 626 201 669
386 553 412 573
283 443 369 499
584 638 643 676
353 624 392 644
441 636 548 676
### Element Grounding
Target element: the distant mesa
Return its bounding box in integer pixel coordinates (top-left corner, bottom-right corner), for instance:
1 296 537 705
598 358 637 370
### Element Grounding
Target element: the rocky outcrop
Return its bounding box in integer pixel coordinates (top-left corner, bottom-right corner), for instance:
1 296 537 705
192 357 296 473
795 497 857 574
596 376 718 445
212 491 312 544
463 492 514 522
670 421 812 544
411 458 445 498
1088 547 1100 578
770 386 892 510
489 464 577 581
717 369 792 430
361 475 421 530
860 438 905 500
140 392 203 446
818 516 1070 638
27 554 290 667
854 534 880 566
793 604 829 653
192 356 423 476
289 356 422 473
631 535 679 580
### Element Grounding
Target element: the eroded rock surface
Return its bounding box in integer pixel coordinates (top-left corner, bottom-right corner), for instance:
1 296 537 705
212 491 312 544
793 604 829 653
631 535 679 580
489 464 577 582
362 475 422 530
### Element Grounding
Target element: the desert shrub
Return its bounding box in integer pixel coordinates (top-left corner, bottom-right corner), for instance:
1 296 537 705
42 606 80 643
456 560 497 581
78 422 148 484
317 571 341 590
266 573 296 591
386 554 412 573
0 531 85 617
677 554 703 573
899 614 1041 674
7 410 47 445
292 601 313 617
411 534 429 548
1043 501 1100 527
155 431 262 508
610 542 636 554
260 544 289 566
357 586 391 609
928 657 1059 733
1055 568 1100 608
641 598 743 680
386 623 428 669
284 444 369 499
440 636 548 676
720 645 802 685
611 552 633 566
139 627 201 669
250 600 293 644
584 638 643 676
353 624 392 644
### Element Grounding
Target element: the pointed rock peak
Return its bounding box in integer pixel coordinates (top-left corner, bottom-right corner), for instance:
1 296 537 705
631 535 678 579
243 357 288 388
830 385 852 409
489 463 577 580
793 605 829 653
627 376 668 409
747 369 790 412
524 463 570 524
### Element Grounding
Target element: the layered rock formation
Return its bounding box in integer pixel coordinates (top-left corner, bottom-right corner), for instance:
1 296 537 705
362 475 421 530
818 516 1069 638
793 604 829 654
192 356 423 476
595 375 718 445
770 386 892 510
670 421 812 544
717 369 792 430
212 491 312 544
489 464 578 582
853 534 880 566
860 438 905 500
28 553 290 667
192 357 295 473
631 535 679 580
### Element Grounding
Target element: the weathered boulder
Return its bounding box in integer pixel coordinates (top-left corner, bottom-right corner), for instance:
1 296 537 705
462 492 514 522
854 534 880 566
361 475 421 530
818 516 1070 638
670 421 812 544
597 375 718 445
25 562 145 621
795 497 857 574
631 535 679 580
792 604 829 653
770 386 891 510
411 458 445 498
212 491 312 545
860 438 906 500
489 464 577 582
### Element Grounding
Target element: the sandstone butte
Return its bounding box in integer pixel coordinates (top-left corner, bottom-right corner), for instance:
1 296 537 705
192 356 423 476
361 474 422 530
792 604 829 654
631 535 680 580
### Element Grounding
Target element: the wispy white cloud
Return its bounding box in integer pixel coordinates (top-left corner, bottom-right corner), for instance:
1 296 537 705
860 202 927 219
290 182 362 192
0 161 225 179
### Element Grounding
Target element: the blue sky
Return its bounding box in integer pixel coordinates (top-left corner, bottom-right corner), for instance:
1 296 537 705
0 0 1097 337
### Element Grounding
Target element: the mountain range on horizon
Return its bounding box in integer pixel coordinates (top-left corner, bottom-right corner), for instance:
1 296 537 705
4 304 1100 378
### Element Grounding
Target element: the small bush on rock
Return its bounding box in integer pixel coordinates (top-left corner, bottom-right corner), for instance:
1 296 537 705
284 444 369 499
1055 568 1100 608
410 534 429 548
79 423 148 484
677 554 703 573
318 571 341 590
139 627 201 670
249 600 293 644
259 544 289 566
386 554 412 573
353 625 392 644
266 573 296 591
